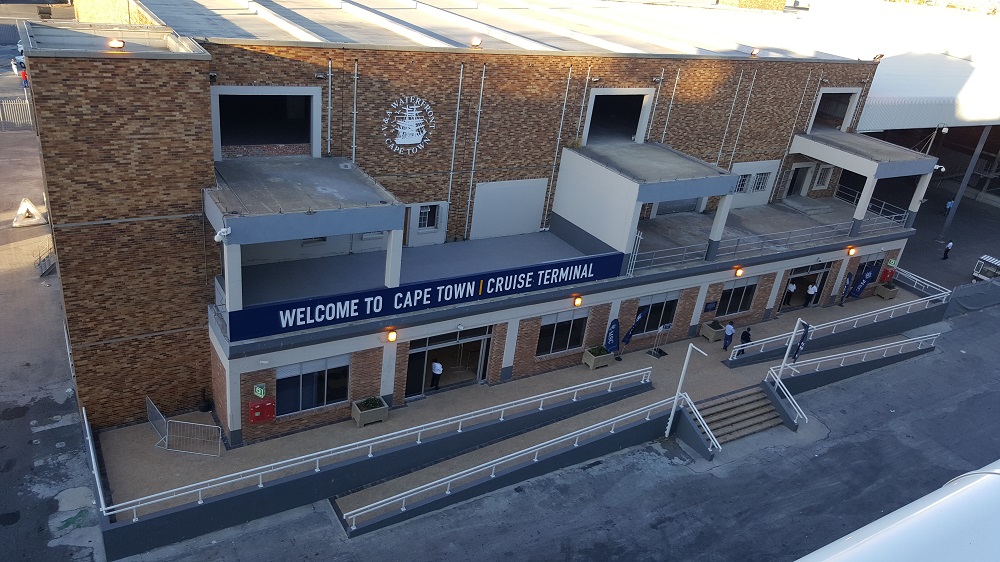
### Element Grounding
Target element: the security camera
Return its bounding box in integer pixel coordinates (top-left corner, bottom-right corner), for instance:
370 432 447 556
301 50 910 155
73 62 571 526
214 227 231 243
934 165 946 172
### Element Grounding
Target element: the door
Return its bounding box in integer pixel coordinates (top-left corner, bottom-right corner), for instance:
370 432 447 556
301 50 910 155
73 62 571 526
405 351 426 397
787 165 812 198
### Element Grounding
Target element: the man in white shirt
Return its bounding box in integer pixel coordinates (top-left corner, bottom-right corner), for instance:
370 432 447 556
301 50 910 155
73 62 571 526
430 358 443 390
722 321 736 351
783 281 797 306
806 282 818 307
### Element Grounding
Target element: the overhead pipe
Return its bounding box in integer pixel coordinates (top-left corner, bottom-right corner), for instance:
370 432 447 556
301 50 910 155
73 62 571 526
728 69 757 169
660 68 680 144
544 66 573 230
716 69 744 166
447 63 464 204
463 64 487 240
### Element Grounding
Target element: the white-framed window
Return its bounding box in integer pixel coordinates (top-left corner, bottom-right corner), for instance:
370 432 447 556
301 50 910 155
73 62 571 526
813 165 833 190
751 172 771 193
275 355 350 416
536 308 589 356
716 276 759 317
734 174 751 194
418 205 439 229
635 291 680 334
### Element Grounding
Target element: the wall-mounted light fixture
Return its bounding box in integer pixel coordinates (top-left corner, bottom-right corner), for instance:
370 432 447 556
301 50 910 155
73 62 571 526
573 296 583 307
734 267 745 277
386 330 397 343
873 54 885 62
208 72 217 84
213 227 231 243
470 36 483 49
590 77 601 83
847 246 857 256
934 164 946 172
314 72 327 79
456 324 464 331
749 48 760 57
652 77 663 84
108 39 125 51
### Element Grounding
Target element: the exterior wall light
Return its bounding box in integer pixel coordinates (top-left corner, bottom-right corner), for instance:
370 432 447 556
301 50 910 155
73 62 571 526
470 36 482 49
108 39 125 50
847 246 857 256
749 48 760 57
873 54 884 62
573 296 583 307
386 330 397 343
734 267 745 277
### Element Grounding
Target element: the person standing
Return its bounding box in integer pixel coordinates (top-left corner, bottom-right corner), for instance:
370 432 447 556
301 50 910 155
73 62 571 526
783 280 797 306
944 199 954 216
943 240 953 260
10 58 17 74
429 358 443 390
736 327 751 356
806 282 818 307
20 69 28 89
722 321 735 352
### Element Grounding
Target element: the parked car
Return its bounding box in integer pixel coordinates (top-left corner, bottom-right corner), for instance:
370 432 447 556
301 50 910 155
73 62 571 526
14 55 25 69
17 40 23 55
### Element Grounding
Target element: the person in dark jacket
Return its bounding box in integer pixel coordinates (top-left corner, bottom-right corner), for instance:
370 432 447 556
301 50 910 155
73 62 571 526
736 327 752 356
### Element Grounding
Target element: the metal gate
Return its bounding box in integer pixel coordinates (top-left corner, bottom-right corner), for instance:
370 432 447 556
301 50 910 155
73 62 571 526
0 98 34 131
145 396 222 457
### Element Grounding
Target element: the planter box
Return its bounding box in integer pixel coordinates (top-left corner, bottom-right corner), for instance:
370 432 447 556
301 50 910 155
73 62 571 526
351 397 389 428
700 322 725 342
875 284 898 300
583 348 615 370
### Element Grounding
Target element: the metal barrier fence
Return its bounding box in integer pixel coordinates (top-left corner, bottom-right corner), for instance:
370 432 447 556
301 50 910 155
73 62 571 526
342 391 716 530
714 222 852 260
101 368 653 520
164 420 222 457
0 98 33 131
729 290 950 361
146 395 222 457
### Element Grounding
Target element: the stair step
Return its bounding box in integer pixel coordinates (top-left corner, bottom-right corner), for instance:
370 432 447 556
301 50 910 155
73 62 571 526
697 389 767 416
702 403 776 429
705 409 779 436
716 418 784 444
699 399 772 424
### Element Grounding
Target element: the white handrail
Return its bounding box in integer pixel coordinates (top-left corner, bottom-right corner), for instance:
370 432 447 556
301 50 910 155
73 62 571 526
775 334 939 375
342 391 714 529
81 408 108 512
894 267 950 295
763 370 808 424
99 367 652 519
729 292 950 361
681 392 722 451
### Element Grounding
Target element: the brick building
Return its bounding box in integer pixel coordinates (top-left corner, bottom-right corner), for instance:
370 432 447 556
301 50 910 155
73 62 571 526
18 1 941 445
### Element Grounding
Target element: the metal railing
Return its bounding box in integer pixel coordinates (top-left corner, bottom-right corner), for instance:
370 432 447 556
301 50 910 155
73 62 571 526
714 222 853 260
163 420 222 457
342 391 715 530
772 333 940 377
894 267 951 296
631 240 709 271
99 368 652 521
0 98 33 131
763 370 807 424
729 291 950 361
81 408 109 514
835 185 910 222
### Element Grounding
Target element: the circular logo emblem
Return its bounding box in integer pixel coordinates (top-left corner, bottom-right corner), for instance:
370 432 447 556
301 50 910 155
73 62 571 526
382 96 435 155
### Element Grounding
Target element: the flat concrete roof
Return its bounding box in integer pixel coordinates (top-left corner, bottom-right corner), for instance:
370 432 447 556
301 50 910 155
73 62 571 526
211 156 399 216
575 142 729 184
806 127 934 164
19 21 210 59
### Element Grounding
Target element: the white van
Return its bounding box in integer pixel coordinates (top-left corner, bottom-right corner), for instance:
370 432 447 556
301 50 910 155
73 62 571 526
972 255 1000 283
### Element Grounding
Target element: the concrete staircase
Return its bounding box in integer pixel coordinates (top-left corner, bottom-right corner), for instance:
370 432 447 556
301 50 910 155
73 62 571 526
694 388 783 444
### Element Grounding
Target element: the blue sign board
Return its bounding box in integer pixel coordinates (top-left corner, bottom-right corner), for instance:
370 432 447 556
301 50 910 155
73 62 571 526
604 319 620 353
228 252 625 341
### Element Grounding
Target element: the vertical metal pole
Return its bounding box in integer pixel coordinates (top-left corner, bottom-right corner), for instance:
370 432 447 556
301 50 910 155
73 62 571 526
778 318 803 380
463 64 487 240
328 58 333 156
728 69 757 169
716 69 744 166
665 343 707 438
575 66 591 141
661 69 680 144
646 68 665 142
940 125 991 241
351 60 357 162
446 63 464 204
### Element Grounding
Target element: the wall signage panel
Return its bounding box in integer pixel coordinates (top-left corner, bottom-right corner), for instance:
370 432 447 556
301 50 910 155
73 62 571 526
228 253 624 341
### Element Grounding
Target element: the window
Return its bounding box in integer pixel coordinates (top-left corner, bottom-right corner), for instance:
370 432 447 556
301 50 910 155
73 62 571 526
716 276 758 317
751 172 771 193
734 174 751 194
536 308 589 356
813 165 833 190
275 355 350 416
855 252 886 279
635 291 679 334
418 205 439 229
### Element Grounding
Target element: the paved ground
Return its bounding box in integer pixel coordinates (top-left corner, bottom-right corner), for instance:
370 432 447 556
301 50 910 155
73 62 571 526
0 131 104 562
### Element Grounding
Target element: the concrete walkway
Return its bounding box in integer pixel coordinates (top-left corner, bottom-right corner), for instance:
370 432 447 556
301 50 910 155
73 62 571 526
99 285 922 516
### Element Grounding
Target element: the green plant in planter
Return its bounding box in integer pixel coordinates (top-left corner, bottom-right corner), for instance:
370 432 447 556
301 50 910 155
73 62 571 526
707 320 724 330
587 345 610 356
884 280 896 289
356 396 384 411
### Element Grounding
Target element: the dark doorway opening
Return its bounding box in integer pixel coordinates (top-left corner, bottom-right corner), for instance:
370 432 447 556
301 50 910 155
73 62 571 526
405 328 492 398
587 94 644 144
787 166 811 198
219 95 311 146
811 92 854 131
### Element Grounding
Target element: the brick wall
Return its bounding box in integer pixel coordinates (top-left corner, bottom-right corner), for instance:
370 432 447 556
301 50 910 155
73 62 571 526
210 344 229 439
392 341 410 407
221 144 311 158
485 322 507 384
240 347 384 442
511 304 610 379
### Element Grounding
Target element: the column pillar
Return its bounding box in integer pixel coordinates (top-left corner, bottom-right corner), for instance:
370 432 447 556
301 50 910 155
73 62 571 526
705 194 734 261
385 229 403 288
904 172 932 228
223 243 242 312
380 341 397 403
849 176 878 236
